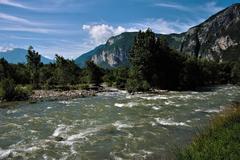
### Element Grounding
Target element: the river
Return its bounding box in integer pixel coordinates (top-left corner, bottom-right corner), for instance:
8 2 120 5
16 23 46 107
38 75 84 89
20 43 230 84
0 85 240 160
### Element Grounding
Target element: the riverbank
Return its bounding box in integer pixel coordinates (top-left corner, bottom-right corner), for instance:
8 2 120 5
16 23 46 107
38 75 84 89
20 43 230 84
30 85 121 101
176 102 240 160
30 89 97 102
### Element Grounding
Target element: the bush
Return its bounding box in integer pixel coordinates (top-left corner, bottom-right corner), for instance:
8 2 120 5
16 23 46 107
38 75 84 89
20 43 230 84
0 78 16 101
231 62 240 85
0 79 31 101
78 84 90 90
14 85 32 100
126 79 150 93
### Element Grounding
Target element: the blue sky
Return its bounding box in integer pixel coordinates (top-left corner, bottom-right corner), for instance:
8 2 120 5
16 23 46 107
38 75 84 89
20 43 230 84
0 0 239 59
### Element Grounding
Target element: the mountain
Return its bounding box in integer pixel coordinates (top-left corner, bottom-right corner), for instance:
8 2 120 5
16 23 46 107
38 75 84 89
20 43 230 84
76 3 240 68
181 3 240 62
0 48 53 64
75 32 184 68
75 45 105 67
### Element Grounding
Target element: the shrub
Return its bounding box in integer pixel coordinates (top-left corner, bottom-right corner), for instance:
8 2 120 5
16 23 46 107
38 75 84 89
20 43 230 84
0 78 16 101
126 79 150 93
78 84 90 90
14 85 32 100
0 79 32 101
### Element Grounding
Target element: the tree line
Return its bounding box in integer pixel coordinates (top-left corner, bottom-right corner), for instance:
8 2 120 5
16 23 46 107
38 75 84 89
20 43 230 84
104 29 240 92
0 29 240 101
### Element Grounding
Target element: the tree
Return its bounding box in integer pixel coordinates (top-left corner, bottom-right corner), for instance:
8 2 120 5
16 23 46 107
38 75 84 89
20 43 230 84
129 29 156 83
26 46 41 89
231 62 240 85
179 57 203 90
0 58 14 81
85 60 103 86
54 54 81 85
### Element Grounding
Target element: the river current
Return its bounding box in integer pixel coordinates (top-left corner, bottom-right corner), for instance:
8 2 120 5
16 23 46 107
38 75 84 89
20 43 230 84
0 85 240 159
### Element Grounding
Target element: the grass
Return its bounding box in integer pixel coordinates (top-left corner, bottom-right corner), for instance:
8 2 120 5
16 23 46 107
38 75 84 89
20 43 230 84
176 103 240 160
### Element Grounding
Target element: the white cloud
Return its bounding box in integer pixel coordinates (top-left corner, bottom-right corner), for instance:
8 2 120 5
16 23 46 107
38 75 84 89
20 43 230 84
0 44 15 52
155 1 223 14
202 2 224 13
0 12 36 25
155 2 190 11
0 0 31 9
0 12 61 34
82 24 137 45
131 19 186 34
0 26 55 33
83 19 197 45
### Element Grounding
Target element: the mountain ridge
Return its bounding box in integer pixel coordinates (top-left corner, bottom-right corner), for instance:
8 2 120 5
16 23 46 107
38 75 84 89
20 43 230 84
75 3 240 68
0 48 53 64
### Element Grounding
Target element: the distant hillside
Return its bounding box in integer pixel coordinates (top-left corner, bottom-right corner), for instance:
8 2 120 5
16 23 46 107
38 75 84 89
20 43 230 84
0 48 53 64
75 3 240 68
75 32 184 68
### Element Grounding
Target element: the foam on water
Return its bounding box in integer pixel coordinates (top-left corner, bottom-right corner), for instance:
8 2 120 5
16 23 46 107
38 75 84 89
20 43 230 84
154 118 189 127
0 148 12 159
164 100 175 105
112 121 133 130
114 102 139 108
52 124 70 137
140 95 168 100
66 126 103 142
6 109 18 114
204 109 222 113
0 85 239 159
152 106 161 110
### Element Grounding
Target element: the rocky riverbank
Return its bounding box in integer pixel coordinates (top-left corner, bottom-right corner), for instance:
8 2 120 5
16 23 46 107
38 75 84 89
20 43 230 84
30 89 98 102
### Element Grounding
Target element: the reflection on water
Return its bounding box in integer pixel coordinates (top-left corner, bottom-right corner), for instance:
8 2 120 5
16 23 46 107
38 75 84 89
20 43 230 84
0 85 240 159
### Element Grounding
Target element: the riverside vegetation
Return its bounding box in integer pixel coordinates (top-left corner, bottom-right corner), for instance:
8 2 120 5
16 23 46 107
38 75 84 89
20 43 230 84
177 103 240 160
0 29 240 102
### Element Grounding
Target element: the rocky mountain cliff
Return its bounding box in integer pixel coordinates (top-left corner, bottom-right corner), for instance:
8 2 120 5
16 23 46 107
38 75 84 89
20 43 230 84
75 32 184 68
181 3 240 62
76 3 240 68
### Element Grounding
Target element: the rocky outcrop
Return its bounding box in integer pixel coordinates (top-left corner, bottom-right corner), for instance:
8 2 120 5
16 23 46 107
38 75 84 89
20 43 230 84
91 47 129 67
181 3 240 62
76 32 184 68
75 3 240 67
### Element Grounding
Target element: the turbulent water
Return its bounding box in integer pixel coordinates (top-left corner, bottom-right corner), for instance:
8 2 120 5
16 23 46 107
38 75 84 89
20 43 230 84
0 85 240 160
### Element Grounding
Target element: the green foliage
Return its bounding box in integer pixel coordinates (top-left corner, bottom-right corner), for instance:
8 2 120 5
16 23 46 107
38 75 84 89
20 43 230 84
103 67 129 89
126 67 150 93
231 62 240 85
179 57 203 90
14 85 32 100
0 78 16 101
26 46 41 89
177 104 240 160
54 54 81 85
85 60 103 86
0 79 31 101
12 64 31 84
126 29 238 92
77 84 90 90
0 58 14 81
126 79 150 93
128 29 183 91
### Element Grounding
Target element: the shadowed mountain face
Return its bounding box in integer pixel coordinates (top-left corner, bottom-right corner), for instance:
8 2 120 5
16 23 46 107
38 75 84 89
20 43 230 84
0 48 53 64
181 3 240 62
77 3 240 68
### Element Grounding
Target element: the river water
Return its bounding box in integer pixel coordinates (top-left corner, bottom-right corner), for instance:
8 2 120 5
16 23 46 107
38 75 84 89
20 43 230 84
0 85 240 160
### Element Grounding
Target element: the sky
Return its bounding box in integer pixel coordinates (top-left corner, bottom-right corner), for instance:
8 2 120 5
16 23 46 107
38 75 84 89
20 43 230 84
0 0 239 59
